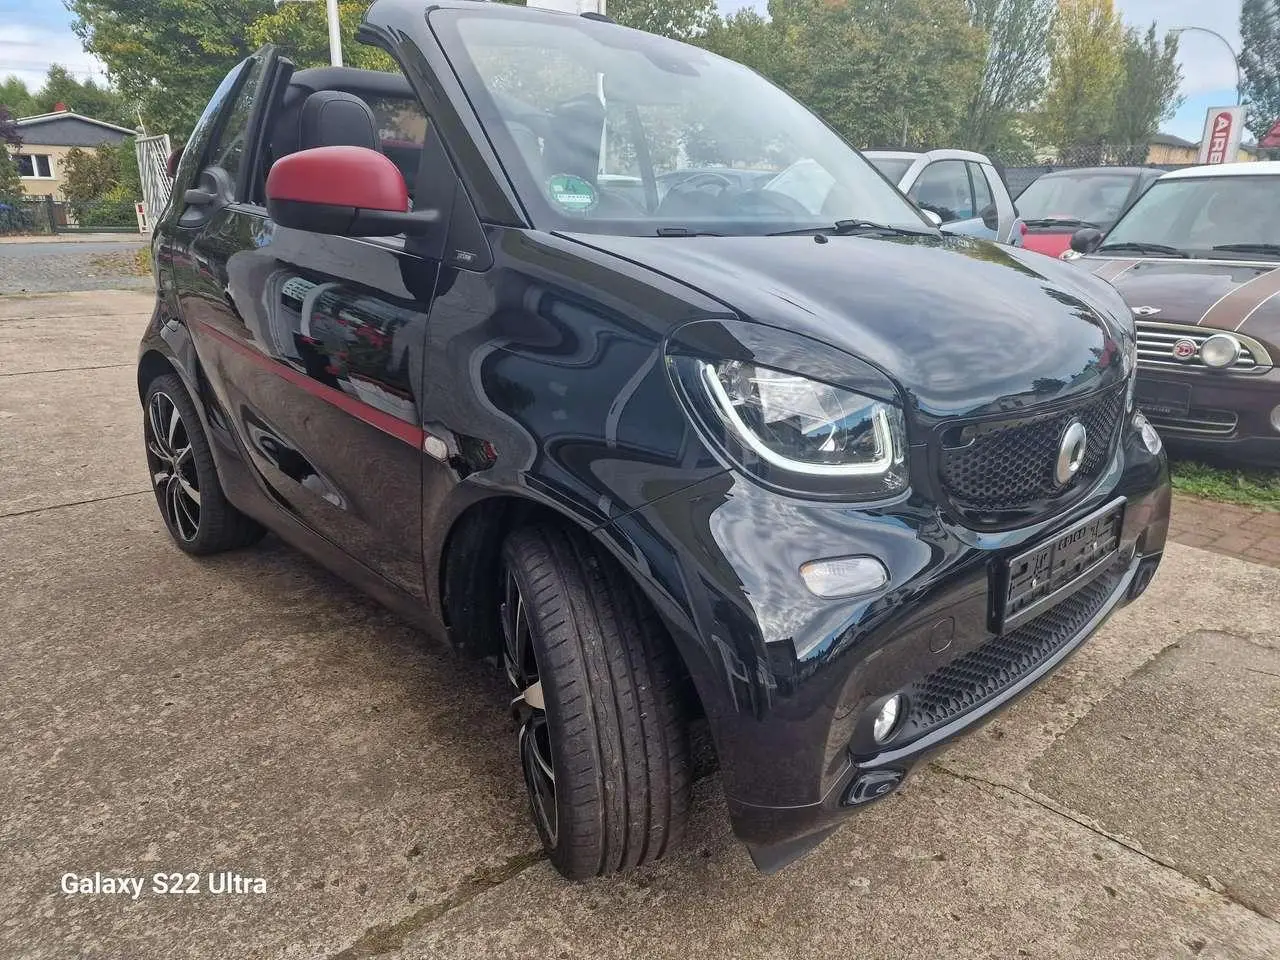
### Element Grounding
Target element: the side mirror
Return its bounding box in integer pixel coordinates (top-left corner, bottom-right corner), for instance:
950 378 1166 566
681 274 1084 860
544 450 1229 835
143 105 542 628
1070 227 1103 254
923 209 943 227
265 146 436 237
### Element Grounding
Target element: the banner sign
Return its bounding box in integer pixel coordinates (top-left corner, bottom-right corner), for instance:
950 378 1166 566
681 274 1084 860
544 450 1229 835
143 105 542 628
1198 107 1245 164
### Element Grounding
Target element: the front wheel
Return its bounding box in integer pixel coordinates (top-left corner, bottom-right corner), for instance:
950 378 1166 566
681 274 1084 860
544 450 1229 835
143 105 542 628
501 525 692 879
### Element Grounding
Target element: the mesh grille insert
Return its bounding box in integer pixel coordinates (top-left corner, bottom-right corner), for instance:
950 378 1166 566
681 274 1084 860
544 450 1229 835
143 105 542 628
939 388 1125 516
893 563 1125 744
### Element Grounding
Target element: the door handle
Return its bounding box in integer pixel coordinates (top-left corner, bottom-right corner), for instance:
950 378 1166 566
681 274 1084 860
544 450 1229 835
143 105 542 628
184 187 216 206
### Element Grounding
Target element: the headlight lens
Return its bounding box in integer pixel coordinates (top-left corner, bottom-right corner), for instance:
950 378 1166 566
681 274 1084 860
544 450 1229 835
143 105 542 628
697 359 908 495
1134 411 1162 454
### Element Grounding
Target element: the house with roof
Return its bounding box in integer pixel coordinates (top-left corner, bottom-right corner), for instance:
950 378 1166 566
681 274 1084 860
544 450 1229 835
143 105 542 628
5 106 135 200
1146 132 1257 165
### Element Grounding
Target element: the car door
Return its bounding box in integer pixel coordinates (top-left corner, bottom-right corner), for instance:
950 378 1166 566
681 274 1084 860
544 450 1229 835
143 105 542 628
907 159 986 239
168 49 440 599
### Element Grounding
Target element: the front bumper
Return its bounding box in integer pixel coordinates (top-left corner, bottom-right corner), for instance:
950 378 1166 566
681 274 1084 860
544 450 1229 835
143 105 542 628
1138 367 1280 466
599 413 1170 869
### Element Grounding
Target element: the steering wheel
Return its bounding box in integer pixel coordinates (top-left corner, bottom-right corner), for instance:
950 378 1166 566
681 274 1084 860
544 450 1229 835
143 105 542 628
666 172 736 198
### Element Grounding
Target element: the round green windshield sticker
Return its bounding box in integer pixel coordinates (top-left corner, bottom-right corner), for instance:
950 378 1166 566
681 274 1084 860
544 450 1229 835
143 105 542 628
547 174 597 213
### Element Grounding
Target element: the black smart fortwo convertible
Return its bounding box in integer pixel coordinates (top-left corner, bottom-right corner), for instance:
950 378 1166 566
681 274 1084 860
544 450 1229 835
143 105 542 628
138 0 1170 878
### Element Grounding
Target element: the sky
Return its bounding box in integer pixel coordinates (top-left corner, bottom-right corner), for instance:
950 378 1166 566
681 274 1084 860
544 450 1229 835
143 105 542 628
0 0 1250 141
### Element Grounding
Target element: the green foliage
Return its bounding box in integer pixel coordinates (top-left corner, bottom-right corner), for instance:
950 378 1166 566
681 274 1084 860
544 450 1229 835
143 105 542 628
1037 0 1124 161
1240 0 1280 142
68 0 276 139
0 78 36 120
0 68 133 126
960 0 1055 154
610 0 719 41
1170 459 1280 511
699 0 985 150
1109 25 1182 164
61 142 124 204
0 150 22 199
247 1 394 71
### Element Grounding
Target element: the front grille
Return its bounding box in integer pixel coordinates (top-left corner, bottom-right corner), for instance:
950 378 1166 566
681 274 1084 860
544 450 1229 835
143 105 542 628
1136 320 1273 373
939 386 1124 519
1147 406 1238 437
892 561 1126 744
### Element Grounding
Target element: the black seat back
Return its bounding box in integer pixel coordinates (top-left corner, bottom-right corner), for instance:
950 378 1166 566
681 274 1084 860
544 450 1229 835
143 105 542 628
297 91 381 152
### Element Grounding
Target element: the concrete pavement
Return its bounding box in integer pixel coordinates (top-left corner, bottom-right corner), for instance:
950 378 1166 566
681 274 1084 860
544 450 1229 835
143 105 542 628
1 290 1278 959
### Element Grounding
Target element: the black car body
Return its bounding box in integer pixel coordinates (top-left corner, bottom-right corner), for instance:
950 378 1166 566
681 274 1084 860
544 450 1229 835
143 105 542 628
138 0 1170 877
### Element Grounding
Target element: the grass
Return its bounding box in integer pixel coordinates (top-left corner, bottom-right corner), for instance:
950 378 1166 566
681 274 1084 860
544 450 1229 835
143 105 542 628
1169 458 1280 511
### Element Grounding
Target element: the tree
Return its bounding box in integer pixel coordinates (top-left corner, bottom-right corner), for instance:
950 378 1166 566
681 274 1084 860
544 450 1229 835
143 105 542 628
699 9 783 77
1109 25 1182 164
960 0 1055 154
767 0 986 150
32 66 135 128
610 0 718 41
61 143 123 204
1037 0 1124 162
1240 0 1280 143
0 106 22 199
0 78 35 120
68 0 275 138
247 1 393 71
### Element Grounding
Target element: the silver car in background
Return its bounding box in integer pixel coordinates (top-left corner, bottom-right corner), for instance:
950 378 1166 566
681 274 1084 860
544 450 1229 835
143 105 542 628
866 148 1024 245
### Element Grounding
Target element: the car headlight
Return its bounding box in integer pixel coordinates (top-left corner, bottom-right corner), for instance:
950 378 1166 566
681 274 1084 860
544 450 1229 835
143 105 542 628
692 359 908 497
1123 337 1138 411
1133 411 1162 454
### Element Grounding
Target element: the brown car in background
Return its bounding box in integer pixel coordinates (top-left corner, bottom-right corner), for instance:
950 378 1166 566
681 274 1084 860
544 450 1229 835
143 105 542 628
1067 163 1280 466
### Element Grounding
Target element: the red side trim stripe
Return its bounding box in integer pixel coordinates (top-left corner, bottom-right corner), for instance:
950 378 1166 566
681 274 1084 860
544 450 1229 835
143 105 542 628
192 319 423 449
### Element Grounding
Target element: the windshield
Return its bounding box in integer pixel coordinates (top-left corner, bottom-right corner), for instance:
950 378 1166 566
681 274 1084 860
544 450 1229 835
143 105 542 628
1018 171 1142 227
431 10 931 236
866 157 914 184
1104 175 1280 257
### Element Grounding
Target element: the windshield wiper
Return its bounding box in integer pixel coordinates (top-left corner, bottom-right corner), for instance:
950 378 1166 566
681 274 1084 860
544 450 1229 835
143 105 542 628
1095 241 1187 258
655 227 724 237
1211 243 1280 257
1023 217 1100 229
767 219 935 238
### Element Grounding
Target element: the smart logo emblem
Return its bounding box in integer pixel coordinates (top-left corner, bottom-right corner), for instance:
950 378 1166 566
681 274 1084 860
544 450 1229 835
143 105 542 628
1055 420 1088 486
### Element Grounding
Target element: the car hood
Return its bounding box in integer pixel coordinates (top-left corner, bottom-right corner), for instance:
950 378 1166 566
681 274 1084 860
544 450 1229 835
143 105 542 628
562 232 1130 419
1083 256 1280 340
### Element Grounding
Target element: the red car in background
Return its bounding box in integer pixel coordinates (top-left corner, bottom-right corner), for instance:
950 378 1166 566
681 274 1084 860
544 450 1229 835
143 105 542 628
1018 166 1164 257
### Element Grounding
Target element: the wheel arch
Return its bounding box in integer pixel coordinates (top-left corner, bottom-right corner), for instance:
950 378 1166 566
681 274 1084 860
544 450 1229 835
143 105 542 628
436 494 706 719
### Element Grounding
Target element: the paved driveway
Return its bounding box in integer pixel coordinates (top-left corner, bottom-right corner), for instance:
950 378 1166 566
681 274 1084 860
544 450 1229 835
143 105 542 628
2 291 1278 959
0 240 150 295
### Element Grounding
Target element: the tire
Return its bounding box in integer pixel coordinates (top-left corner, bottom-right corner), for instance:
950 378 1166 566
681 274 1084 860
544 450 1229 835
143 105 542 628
501 524 692 879
143 373 265 555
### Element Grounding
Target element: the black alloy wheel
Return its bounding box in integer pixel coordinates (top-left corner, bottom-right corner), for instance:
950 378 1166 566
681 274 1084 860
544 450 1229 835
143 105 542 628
142 373 265 555
503 566 558 846
145 389 201 543
499 525 692 879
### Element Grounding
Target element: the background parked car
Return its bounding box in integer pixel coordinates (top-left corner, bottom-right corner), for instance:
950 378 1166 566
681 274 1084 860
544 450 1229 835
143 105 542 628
1066 162 1280 466
865 148 1024 245
1017 166 1163 258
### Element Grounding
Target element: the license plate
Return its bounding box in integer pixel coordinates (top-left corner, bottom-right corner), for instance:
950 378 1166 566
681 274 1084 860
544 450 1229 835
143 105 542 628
1136 380 1191 418
998 500 1125 632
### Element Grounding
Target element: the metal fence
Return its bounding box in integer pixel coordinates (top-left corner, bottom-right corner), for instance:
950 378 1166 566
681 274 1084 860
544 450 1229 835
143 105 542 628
0 196 61 236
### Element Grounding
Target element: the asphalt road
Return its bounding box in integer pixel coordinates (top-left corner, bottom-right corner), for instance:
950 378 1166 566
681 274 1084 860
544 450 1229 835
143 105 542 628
1 290 1278 959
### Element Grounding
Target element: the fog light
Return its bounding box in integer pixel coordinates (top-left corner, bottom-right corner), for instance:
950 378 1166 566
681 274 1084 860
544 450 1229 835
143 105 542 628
873 696 902 743
799 556 888 598
1134 411 1162 454
1200 333 1241 369
1271 404 1280 434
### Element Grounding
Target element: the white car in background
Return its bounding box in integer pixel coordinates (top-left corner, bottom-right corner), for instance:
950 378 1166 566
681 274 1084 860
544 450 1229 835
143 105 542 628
865 148 1025 245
